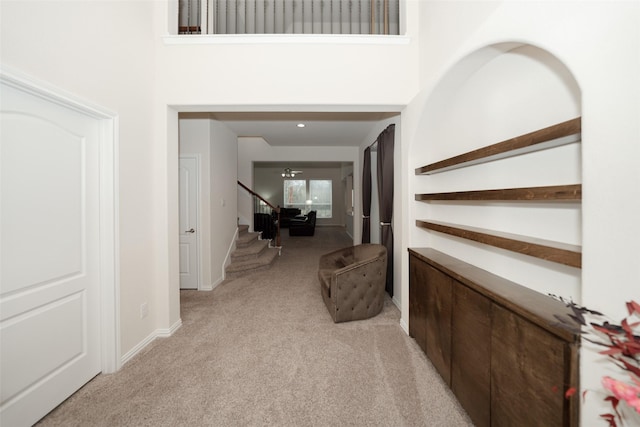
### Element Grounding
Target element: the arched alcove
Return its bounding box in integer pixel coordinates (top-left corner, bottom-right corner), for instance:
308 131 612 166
410 42 582 299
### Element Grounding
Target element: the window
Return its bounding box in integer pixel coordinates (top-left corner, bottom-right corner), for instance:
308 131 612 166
283 180 306 212
345 174 354 216
309 180 332 219
283 179 332 219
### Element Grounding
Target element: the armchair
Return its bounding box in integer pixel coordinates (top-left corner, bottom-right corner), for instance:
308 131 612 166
289 210 317 236
317 244 387 323
273 206 302 228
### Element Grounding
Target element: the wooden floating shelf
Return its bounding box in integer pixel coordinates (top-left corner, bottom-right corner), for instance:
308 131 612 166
415 184 581 202
416 220 582 268
415 117 581 175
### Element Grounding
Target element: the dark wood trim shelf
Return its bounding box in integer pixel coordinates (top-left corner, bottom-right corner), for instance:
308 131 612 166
415 117 581 175
415 184 581 202
416 220 582 268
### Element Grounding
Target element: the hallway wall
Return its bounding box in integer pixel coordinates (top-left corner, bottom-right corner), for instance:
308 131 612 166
403 2 640 423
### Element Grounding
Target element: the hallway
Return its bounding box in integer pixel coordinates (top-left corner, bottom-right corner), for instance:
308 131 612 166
38 227 472 426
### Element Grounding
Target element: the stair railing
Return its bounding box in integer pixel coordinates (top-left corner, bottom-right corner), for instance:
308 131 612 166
238 181 281 247
178 0 400 35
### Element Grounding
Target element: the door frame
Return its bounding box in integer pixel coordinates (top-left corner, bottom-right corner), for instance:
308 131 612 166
1 66 121 373
179 154 202 290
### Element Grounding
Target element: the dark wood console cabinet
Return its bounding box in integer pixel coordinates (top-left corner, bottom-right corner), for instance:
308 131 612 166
409 248 579 427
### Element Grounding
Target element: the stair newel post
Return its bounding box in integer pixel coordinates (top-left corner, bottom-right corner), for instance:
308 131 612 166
275 207 281 247
237 180 281 249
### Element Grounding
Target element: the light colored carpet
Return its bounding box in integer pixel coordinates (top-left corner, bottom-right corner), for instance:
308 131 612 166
38 227 473 427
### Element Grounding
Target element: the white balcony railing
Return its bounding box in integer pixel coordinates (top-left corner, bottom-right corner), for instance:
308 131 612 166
179 0 400 35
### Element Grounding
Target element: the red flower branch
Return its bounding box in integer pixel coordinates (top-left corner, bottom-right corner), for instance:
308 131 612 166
552 297 640 427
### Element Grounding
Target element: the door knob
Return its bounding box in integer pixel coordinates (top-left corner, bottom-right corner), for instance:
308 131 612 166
186 228 195 233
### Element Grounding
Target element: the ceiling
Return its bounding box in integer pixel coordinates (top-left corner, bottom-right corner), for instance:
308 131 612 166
254 161 351 170
203 111 399 147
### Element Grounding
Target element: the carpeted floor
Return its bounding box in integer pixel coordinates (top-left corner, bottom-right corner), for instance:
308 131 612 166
37 227 473 427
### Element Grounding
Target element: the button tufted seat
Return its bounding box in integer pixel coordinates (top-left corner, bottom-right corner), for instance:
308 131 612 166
317 244 387 323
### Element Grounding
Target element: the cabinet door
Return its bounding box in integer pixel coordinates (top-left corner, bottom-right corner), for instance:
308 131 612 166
409 254 428 354
452 284 491 427
424 263 452 385
491 305 570 427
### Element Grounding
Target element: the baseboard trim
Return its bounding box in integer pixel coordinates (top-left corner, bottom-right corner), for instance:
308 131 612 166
120 319 182 366
210 276 225 290
221 227 240 281
399 318 409 335
156 319 182 338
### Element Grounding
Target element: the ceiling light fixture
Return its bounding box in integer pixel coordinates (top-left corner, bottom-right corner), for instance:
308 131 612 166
296 123 305 128
281 167 302 178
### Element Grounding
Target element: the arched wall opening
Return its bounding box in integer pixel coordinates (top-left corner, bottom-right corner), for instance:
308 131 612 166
409 42 582 300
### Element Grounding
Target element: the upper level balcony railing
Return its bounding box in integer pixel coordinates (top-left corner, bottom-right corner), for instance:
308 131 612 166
179 0 400 35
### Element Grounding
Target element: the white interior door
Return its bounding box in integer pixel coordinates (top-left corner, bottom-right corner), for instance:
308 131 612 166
179 156 199 289
1 79 102 426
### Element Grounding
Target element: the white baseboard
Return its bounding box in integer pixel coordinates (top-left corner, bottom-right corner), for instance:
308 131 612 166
210 276 225 290
120 318 182 366
156 318 182 338
221 227 240 281
399 318 409 335
390 296 408 334
391 295 400 310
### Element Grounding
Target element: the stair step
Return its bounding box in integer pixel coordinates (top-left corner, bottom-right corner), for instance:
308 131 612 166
236 231 260 248
231 239 269 262
226 247 279 278
238 224 249 235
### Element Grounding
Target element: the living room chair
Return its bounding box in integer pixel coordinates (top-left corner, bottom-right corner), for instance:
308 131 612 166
317 244 387 323
289 210 317 236
273 206 302 228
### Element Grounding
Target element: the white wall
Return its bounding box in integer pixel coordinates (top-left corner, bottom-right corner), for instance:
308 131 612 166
253 165 347 227
157 40 418 108
179 115 212 290
403 2 640 424
179 115 239 289
238 138 359 240
209 120 239 285
154 1 421 350
412 44 581 298
4 3 638 423
0 0 164 358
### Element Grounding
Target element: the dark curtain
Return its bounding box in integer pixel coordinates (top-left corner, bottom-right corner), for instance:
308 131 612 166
361 146 372 243
376 124 395 297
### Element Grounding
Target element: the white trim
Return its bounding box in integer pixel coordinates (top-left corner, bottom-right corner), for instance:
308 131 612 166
221 228 239 282
399 318 408 335
179 154 202 291
208 276 225 291
120 319 182 366
175 104 404 114
156 318 183 337
120 331 156 366
163 34 410 46
0 66 121 374
98 110 121 374
392 295 401 310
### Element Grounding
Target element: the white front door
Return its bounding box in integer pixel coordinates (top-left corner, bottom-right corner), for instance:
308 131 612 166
179 156 199 289
0 79 102 426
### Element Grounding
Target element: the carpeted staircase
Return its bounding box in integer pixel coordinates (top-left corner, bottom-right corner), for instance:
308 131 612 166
225 225 280 278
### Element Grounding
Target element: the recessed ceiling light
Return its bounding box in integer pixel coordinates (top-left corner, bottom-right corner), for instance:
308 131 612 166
296 123 305 128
